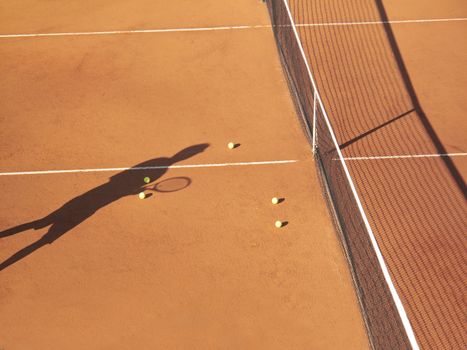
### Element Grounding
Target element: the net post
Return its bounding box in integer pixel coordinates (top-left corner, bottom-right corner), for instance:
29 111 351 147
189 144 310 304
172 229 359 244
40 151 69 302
312 90 317 154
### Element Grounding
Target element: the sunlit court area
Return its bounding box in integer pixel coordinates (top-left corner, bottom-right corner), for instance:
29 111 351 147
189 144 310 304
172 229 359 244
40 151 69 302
1 1 466 349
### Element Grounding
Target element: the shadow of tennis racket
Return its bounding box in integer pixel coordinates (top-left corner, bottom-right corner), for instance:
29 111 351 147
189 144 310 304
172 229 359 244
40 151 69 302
145 176 192 194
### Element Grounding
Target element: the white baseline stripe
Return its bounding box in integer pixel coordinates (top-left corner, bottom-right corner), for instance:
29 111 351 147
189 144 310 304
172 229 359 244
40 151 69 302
343 152 467 161
0 160 298 176
0 18 465 39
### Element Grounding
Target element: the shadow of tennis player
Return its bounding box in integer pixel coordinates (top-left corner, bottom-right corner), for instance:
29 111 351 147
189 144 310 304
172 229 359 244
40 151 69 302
0 143 209 271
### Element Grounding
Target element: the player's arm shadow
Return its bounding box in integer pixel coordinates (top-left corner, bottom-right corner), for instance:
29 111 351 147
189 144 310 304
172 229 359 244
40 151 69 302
0 143 209 271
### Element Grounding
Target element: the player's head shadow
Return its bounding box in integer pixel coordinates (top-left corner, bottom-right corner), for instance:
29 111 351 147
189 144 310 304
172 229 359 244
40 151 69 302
0 143 209 271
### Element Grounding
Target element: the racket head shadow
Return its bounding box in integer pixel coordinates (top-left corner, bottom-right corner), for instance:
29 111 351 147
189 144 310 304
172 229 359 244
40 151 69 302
151 176 192 193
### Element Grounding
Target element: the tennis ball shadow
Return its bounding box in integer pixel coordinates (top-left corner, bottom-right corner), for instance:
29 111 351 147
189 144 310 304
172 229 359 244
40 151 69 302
0 143 209 271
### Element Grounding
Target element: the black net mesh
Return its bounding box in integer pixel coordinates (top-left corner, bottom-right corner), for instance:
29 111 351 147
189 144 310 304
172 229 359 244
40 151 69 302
266 1 413 348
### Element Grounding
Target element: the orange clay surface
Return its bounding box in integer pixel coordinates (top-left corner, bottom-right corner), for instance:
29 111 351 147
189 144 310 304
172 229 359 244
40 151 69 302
0 1 369 349
381 2 467 347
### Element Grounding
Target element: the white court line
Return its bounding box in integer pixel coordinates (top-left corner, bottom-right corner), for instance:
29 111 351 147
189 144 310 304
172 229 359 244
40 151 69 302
0 160 298 176
0 18 465 39
0 24 270 38
342 152 467 161
297 17 467 28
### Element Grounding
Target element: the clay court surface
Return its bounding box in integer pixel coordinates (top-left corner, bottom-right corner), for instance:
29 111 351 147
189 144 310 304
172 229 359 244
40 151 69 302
1 1 466 349
0 1 370 349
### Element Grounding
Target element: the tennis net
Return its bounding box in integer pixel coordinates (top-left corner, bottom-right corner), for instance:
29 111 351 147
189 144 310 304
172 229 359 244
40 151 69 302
265 1 418 349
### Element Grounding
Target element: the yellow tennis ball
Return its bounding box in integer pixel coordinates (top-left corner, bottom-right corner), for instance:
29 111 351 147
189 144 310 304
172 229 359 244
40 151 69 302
138 192 146 199
272 197 279 204
144 177 150 184
227 142 235 149
275 220 283 228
